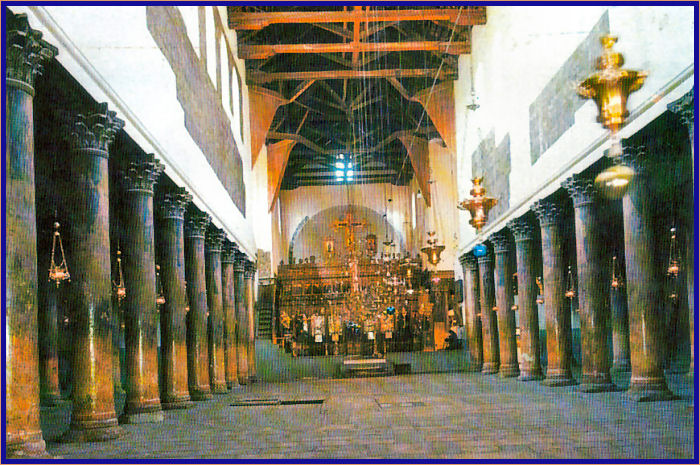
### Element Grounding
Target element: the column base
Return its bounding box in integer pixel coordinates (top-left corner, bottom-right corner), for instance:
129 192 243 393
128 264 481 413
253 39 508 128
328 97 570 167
189 388 214 401
212 383 229 394
60 418 123 443
542 372 577 387
481 362 499 375
40 392 68 407
627 377 678 402
518 372 544 382
611 360 631 373
7 434 49 458
161 393 194 410
119 410 165 424
237 376 248 385
499 363 520 378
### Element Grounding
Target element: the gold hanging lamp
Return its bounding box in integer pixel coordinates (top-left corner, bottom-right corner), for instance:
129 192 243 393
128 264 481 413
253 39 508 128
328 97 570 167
48 222 71 287
565 265 576 299
155 265 166 306
421 231 445 267
113 249 126 302
611 255 623 289
458 177 498 232
577 35 647 199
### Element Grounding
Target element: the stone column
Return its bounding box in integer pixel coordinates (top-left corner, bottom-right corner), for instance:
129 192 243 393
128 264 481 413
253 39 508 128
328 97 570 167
205 225 228 394
155 187 194 409
5 12 57 456
508 217 543 381
460 253 483 371
477 247 500 374
619 147 675 401
669 89 695 376
119 154 165 423
564 174 615 393
234 252 249 384
531 200 576 386
184 209 213 400
491 231 520 378
111 295 125 397
245 260 258 383
610 284 631 373
61 104 125 441
38 227 64 406
222 241 239 389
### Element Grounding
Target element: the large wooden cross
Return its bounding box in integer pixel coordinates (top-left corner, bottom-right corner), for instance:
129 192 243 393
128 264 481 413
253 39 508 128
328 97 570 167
333 211 365 251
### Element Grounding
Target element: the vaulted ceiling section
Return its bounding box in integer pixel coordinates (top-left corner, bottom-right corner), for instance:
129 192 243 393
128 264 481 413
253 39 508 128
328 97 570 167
227 6 487 194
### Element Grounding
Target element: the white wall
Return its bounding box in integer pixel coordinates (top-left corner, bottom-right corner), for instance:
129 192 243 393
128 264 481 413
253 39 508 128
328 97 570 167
454 6 695 258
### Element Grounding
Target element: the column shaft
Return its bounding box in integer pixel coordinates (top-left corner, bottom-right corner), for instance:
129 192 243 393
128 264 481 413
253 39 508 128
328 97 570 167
185 211 213 400
564 174 615 393
245 261 258 383
508 218 543 380
222 242 239 389
621 148 674 400
38 249 63 405
205 226 227 394
156 189 194 409
478 251 500 374
610 286 631 372
461 254 483 371
532 200 576 386
234 254 249 384
5 13 56 454
492 232 519 378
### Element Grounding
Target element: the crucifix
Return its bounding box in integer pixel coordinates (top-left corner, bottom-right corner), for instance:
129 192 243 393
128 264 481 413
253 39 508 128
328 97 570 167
333 211 365 252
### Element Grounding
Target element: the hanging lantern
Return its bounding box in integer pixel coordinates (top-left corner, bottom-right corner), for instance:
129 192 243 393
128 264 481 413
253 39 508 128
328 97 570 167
421 231 445 266
48 222 71 287
536 277 544 305
667 227 680 277
611 255 623 289
113 249 126 302
458 177 498 231
577 35 647 198
565 266 576 299
155 265 166 306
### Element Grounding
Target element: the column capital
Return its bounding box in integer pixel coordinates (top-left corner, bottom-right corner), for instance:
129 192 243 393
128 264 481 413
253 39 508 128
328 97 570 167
6 12 57 93
507 217 535 243
233 251 247 272
563 173 597 207
531 199 562 227
184 208 210 239
156 187 192 220
68 103 124 155
244 260 257 278
459 252 478 271
205 225 225 253
619 144 652 176
221 241 238 264
121 154 164 194
490 231 511 254
668 88 694 128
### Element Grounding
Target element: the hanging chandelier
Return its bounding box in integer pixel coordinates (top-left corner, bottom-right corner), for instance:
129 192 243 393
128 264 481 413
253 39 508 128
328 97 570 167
155 265 166 305
421 231 445 267
536 277 544 305
611 255 623 289
458 177 498 232
113 249 126 302
565 265 576 299
577 35 647 199
48 222 71 287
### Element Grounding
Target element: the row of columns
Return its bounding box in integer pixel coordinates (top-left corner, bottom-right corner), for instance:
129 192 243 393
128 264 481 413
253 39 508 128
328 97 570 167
5 12 259 456
460 119 694 400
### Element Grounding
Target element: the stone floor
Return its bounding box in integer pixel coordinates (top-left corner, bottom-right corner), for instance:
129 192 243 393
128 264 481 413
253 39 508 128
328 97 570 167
43 371 695 460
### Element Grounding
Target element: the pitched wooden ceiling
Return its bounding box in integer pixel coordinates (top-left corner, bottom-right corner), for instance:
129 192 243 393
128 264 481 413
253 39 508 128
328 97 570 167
227 6 487 191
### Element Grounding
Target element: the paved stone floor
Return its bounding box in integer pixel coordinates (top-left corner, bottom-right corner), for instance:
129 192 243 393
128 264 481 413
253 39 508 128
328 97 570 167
43 372 695 460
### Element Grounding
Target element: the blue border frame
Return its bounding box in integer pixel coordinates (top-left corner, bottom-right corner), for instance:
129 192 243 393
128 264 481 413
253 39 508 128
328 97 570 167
1 1 698 464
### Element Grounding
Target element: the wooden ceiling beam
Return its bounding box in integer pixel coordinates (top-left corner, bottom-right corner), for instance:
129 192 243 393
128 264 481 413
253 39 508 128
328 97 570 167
238 40 470 60
248 67 456 83
228 7 487 30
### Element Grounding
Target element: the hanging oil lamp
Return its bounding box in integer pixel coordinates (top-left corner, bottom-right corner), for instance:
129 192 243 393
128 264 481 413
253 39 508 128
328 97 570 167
155 265 166 306
48 222 71 287
421 231 445 266
667 227 680 277
458 177 498 232
565 266 576 299
577 35 647 199
113 249 126 302
611 255 623 289
536 277 544 305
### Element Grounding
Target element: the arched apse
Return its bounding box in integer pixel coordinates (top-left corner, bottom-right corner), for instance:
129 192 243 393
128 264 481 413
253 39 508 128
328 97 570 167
289 205 405 263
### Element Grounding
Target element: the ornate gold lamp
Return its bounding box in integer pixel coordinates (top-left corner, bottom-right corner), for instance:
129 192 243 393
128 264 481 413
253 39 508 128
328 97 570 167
48 222 70 287
421 231 445 266
155 265 166 305
565 265 576 299
577 35 647 198
611 255 623 289
458 177 498 232
536 277 544 305
113 249 126 302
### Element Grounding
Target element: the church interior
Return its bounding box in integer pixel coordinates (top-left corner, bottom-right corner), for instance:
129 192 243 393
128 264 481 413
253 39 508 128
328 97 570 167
4 4 697 460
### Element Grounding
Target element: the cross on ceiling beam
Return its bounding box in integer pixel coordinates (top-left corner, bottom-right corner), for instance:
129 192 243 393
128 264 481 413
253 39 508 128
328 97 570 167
238 40 470 60
228 7 487 30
